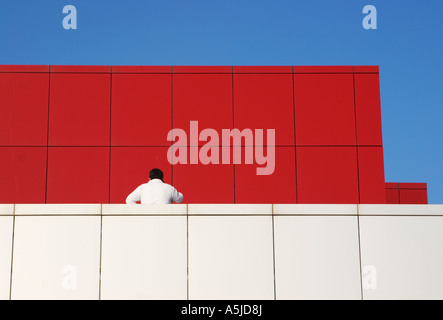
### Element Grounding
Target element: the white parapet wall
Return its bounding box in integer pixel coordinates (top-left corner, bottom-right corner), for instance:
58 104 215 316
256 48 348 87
0 203 442 300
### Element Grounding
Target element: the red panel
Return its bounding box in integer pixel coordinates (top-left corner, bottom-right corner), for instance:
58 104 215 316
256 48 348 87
294 66 353 73
0 147 47 203
51 65 111 73
110 147 172 203
235 146 296 203
173 66 232 73
233 66 292 73
112 74 171 146
398 183 427 189
0 65 49 73
297 147 359 204
46 147 109 203
399 189 428 204
49 73 110 146
358 147 386 203
354 73 383 145
293 66 353 73
112 66 171 73
234 73 294 146
385 182 399 189
172 146 234 203
385 188 400 204
173 73 233 146
0 73 49 146
294 74 356 146
354 66 379 73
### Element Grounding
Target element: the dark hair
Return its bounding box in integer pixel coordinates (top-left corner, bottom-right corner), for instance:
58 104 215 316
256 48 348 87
149 168 164 181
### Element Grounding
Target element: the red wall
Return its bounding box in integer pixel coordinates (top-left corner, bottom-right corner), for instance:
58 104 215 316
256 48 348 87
0 65 425 204
385 183 428 204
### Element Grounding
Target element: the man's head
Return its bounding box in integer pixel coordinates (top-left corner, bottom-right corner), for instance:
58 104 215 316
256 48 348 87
149 168 164 181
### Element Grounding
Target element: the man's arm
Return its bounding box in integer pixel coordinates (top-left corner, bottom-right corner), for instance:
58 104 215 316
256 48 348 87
171 187 183 203
126 186 142 204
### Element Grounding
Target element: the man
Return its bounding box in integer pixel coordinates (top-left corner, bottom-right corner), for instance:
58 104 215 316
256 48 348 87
126 168 183 204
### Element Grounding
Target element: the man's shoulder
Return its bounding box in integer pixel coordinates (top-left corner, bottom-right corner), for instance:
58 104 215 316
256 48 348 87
144 181 174 188
161 182 175 189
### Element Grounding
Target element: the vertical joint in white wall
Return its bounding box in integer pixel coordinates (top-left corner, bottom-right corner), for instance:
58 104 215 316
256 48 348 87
271 204 277 300
356 204 364 300
9 204 16 300
99 204 103 300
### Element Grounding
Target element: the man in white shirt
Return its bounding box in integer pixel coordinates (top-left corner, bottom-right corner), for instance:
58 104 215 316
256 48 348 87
126 168 183 204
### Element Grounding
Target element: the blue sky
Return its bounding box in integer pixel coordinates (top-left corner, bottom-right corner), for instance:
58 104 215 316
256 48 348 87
0 0 442 203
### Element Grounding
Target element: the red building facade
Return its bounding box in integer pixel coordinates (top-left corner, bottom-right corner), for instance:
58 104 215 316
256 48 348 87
0 65 427 204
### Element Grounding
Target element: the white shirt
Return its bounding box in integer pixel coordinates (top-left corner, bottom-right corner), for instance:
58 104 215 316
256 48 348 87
126 179 183 204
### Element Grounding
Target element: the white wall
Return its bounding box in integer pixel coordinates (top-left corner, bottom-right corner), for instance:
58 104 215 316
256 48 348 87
0 203 442 300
